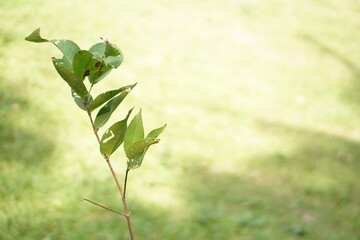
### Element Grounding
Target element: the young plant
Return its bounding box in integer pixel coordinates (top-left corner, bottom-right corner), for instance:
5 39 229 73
25 28 166 240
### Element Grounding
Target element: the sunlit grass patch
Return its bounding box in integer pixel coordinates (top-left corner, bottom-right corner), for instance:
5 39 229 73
1 0 360 239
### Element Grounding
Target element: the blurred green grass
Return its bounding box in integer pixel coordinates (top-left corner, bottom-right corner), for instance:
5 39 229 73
1 0 360 239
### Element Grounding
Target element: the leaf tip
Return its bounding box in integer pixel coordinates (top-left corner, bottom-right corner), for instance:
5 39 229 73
126 107 135 119
25 27 48 43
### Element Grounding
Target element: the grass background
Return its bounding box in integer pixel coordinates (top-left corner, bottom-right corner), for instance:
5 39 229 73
1 0 360 239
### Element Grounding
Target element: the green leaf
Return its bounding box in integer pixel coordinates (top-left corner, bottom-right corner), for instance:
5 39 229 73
88 66 112 84
88 42 111 84
124 110 144 152
87 41 124 83
25 28 48 43
146 124 167 139
71 89 86 111
89 83 137 112
105 42 123 68
105 42 121 56
89 42 106 57
73 50 104 81
73 50 93 80
88 42 123 83
25 28 81 69
71 89 92 111
93 89 132 129
126 138 160 169
100 108 133 156
106 55 124 68
50 39 81 69
128 124 167 170
52 58 89 100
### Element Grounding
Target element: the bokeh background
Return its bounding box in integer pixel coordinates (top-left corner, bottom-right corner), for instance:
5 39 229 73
1 0 360 239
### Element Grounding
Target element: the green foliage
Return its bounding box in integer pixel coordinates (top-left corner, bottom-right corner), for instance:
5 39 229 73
93 87 134 129
126 138 160 168
50 39 81 69
100 108 133 156
52 58 89 100
87 41 123 84
89 83 137 112
25 26 166 239
124 110 145 151
124 110 166 169
129 124 166 169
25 28 127 99
25 27 166 170
24 27 47 43
71 89 90 111
73 50 98 80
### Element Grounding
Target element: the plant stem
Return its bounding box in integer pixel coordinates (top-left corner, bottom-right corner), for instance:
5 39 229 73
81 198 128 217
123 169 130 200
85 105 135 240
86 107 100 143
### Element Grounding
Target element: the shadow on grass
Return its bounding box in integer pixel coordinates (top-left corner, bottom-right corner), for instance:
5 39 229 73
0 26 54 167
0 83 57 239
254 119 360 189
252 120 360 237
0 89 54 167
2 110 359 239
0 84 55 193
137 119 360 239
299 34 360 107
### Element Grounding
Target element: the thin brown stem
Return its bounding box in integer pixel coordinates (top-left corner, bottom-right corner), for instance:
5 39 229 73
81 198 128 217
104 155 124 197
86 108 100 143
85 105 135 240
126 216 135 240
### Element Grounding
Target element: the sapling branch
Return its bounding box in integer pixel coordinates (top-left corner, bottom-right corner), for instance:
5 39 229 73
85 104 135 240
104 154 124 198
81 198 128 217
86 106 100 143
25 28 165 240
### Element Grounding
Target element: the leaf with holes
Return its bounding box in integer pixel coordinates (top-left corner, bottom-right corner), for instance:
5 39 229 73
126 138 160 169
87 41 123 83
128 124 167 170
50 39 81 69
52 59 89 100
73 50 102 80
88 65 112 84
100 108 133 156
71 89 92 111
